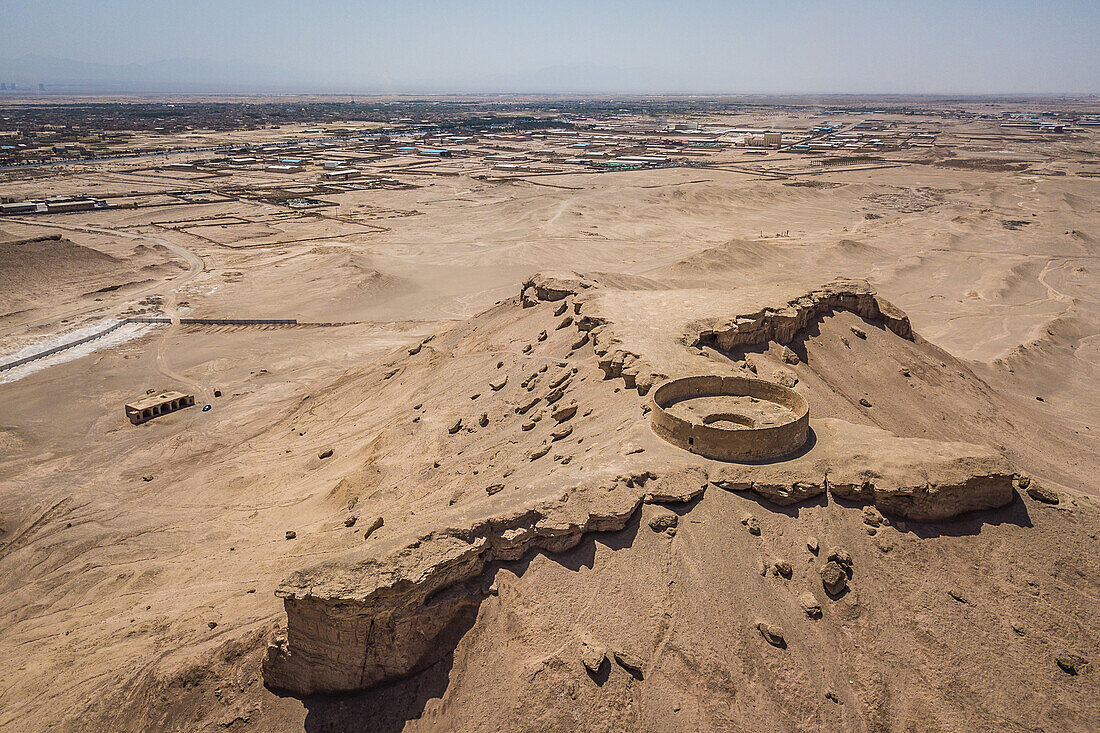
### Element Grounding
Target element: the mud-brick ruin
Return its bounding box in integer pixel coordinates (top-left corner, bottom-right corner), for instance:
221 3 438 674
650 375 810 461
124 391 195 424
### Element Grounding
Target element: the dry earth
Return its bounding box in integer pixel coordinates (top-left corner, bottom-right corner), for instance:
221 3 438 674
0 103 1098 732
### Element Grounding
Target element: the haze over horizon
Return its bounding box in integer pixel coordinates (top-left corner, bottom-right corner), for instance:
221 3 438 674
2 0 1099 95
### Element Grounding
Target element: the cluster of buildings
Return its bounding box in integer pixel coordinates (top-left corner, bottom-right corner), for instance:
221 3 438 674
0 197 107 215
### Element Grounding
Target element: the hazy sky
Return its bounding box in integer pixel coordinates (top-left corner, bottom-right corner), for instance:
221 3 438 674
2 0 1099 93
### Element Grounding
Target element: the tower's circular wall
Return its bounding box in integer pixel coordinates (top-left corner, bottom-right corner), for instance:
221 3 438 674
650 375 809 462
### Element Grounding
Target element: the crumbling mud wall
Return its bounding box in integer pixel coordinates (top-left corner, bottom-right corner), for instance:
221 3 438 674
694 279 913 352
650 375 809 461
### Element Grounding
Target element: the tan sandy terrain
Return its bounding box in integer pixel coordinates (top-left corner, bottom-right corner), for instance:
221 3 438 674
0 98 1097 732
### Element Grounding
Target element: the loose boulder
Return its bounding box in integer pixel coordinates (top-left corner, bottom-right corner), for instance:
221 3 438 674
821 561 847 595
800 592 822 619
756 621 786 647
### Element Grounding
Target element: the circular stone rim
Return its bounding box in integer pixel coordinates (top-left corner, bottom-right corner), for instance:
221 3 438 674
649 375 810 462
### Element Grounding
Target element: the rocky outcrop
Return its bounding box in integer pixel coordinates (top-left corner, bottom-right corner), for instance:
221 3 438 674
263 276 1017 701
525 275 913 400
521 271 592 303
820 420 1016 521
693 278 912 352
263 468 703 696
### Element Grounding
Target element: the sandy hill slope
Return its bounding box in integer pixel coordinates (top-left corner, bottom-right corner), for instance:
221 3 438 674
0 233 184 320
25 269 1089 733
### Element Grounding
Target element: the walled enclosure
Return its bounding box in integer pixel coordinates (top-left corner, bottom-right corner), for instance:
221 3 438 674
125 391 195 425
650 376 809 461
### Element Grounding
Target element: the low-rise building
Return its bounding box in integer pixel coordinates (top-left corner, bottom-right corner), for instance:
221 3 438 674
125 391 195 425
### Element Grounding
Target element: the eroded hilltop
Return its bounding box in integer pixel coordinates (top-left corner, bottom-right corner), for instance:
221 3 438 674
251 271 1098 733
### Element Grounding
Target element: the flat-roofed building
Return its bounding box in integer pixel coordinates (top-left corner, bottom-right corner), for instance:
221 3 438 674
0 201 37 215
125 391 195 425
45 199 99 213
322 168 361 180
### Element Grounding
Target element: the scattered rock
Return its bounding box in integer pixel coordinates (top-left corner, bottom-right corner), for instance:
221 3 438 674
827 547 852 569
648 510 678 534
821 562 847 595
448 419 463 434
285 531 296 540
825 691 841 704
571 333 589 350
363 516 384 539
851 326 867 339
553 301 569 317
1010 621 1028 636
740 513 761 536
344 516 357 528
859 397 873 407
579 641 606 673
552 404 578 422
743 357 758 374
556 316 573 330
1056 654 1087 676
1027 485 1060 505
213 389 222 398
529 444 550 461
755 557 769 576
522 344 533 354
862 506 883 527
516 397 541 415
900 368 911 378
546 387 565 405
490 376 508 391
806 536 820 554
773 367 798 387
613 650 645 678
479 412 489 427
781 346 800 365
840 336 851 349
948 588 969 604
537 330 547 342
756 621 786 647
485 484 505 497
800 592 822 619
317 448 334 460
141 474 154 482
551 425 573 441
1016 473 1031 489
521 420 536 431
773 560 793 578
548 371 573 389
208 621 218 629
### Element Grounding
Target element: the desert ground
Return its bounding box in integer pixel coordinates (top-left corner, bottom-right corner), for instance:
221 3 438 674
0 97 1098 732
